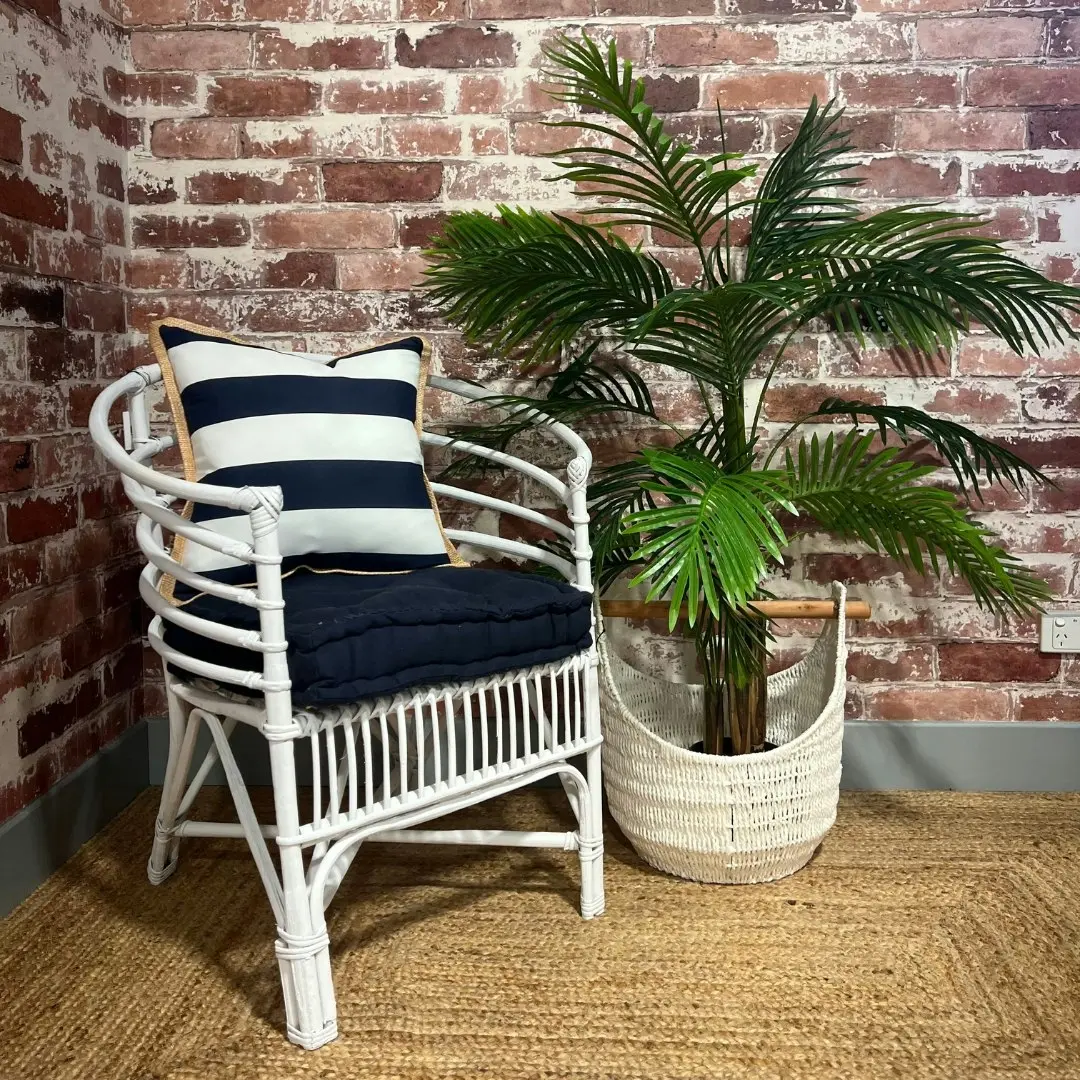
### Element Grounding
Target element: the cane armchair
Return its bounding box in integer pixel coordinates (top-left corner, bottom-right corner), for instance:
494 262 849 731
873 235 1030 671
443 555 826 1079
89 362 604 1051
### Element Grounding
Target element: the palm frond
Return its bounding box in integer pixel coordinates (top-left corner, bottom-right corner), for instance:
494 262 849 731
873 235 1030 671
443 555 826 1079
787 399 1052 499
425 206 673 364
745 97 861 280
782 430 1051 618
621 449 794 629
541 34 756 264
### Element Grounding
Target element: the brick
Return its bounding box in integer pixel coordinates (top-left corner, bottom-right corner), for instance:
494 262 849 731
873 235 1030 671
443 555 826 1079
939 642 1060 682
132 30 252 71
846 644 935 682
971 163 1080 198
246 121 317 158
80 476 129 520
395 26 516 69
132 213 252 248
0 543 44 608
265 250 337 289
654 24 778 66
95 161 125 204
1034 476 1080 512
703 72 829 111
922 384 1019 423
0 441 34 494
35 435 101 488
471 0 587 13
0 108 22 165
730 0 849 9
774 111 895 152
898 110 1026 151
967 66 1080 107
0 383 63 437
0 276 65 326
856 156 961 198
26 329 95 384
0 217 33 269
66 285 125 333
253 208 396 249
337 251 428 290
0 172 67 230
458 74 506 114
840 70 959 108
187 165 319 204
402 0 467 14
1017 691 1080 722
593 0 713 10
18 677 105 758
151 119 243 159
400 211 451 248
469 121 508 155
1029 109 1080 150
208 76 321 117
35 235 104 283
68 98 141 149
323 0 392 17
127 175 177 205
917 16 1042 59
7 490 78 546
863 685 1011 721
384 118 462 157
106 69 198 108
254 30 384 69
1021 382 1080 423
763 383 884 422
806 554 939 595
1047 15 1079 59
323 162 443 202
123 0 188 23
327 77 444 114
777 22 910 63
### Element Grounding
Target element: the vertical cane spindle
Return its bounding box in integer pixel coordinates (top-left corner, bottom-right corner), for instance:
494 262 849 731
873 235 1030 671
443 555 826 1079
343 720 357 816
361 718 373 809
326 726 339 825
413 701 426 791
462 692 474 781
395 704 408 799
533 673 546 754
521 679 532 758
430 697 442 788
310 730 321 826
444 692 457 785
378 712 391 806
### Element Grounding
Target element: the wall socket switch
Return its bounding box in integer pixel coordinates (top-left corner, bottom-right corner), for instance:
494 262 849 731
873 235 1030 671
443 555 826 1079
1040 612 1080 654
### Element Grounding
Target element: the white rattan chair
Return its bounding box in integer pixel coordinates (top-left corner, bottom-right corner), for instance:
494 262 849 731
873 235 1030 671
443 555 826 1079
89 363 604 1050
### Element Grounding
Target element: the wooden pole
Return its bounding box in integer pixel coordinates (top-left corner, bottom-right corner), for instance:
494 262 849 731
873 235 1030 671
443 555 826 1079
599 598 871 621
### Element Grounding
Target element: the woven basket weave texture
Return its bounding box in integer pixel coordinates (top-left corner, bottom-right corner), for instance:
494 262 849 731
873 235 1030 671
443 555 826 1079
598 584 848 884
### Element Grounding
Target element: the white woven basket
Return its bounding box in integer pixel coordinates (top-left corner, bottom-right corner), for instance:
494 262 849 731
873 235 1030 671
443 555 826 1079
598 584 848 884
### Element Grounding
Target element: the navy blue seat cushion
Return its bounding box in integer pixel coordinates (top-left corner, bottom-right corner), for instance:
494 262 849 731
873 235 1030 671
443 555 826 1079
163 567 592 705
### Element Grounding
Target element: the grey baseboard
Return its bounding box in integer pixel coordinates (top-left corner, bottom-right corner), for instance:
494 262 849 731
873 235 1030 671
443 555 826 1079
147 715 1080 794
4 717 1079 919
0 722 148 918
840 720 1080 792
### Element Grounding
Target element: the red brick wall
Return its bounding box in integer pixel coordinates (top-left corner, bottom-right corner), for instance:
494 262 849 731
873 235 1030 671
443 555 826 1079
119 3 1079 726
0 0 141 825
3 1 1079 825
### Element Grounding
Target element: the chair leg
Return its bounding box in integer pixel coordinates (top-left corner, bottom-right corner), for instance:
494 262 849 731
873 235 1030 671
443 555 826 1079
269 738 339 1050
579 741 605 919
148 687 199 885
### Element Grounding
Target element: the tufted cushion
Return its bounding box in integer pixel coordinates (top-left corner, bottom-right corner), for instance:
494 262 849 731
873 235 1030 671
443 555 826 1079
162 567 593 705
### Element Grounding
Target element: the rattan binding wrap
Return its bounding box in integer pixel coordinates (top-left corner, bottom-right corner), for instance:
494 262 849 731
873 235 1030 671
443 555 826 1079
598 583 848 884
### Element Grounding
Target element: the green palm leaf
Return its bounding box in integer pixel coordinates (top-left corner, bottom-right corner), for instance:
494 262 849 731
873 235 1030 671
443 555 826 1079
783 400 1052 499
782 430 1051 618
425 206 673 364
541 34 756 271
622 450 795 629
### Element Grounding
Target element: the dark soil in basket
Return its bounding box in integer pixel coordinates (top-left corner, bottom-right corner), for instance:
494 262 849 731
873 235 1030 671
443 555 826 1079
689 739 779 755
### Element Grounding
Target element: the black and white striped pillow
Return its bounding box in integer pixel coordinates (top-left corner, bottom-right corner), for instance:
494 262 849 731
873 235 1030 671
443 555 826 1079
151 319 461 597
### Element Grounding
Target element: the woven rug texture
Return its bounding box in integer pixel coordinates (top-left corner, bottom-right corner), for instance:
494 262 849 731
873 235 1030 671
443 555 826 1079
0 787 1078 1080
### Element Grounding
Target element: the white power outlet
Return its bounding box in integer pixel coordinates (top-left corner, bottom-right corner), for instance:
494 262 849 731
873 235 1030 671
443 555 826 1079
1040 612 1080 654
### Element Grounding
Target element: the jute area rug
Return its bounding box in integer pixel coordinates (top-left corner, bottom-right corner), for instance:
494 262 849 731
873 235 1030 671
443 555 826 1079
0 787 1077 1080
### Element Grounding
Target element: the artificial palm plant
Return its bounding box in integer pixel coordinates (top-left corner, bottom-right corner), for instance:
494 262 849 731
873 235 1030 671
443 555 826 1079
426 34 1080 758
